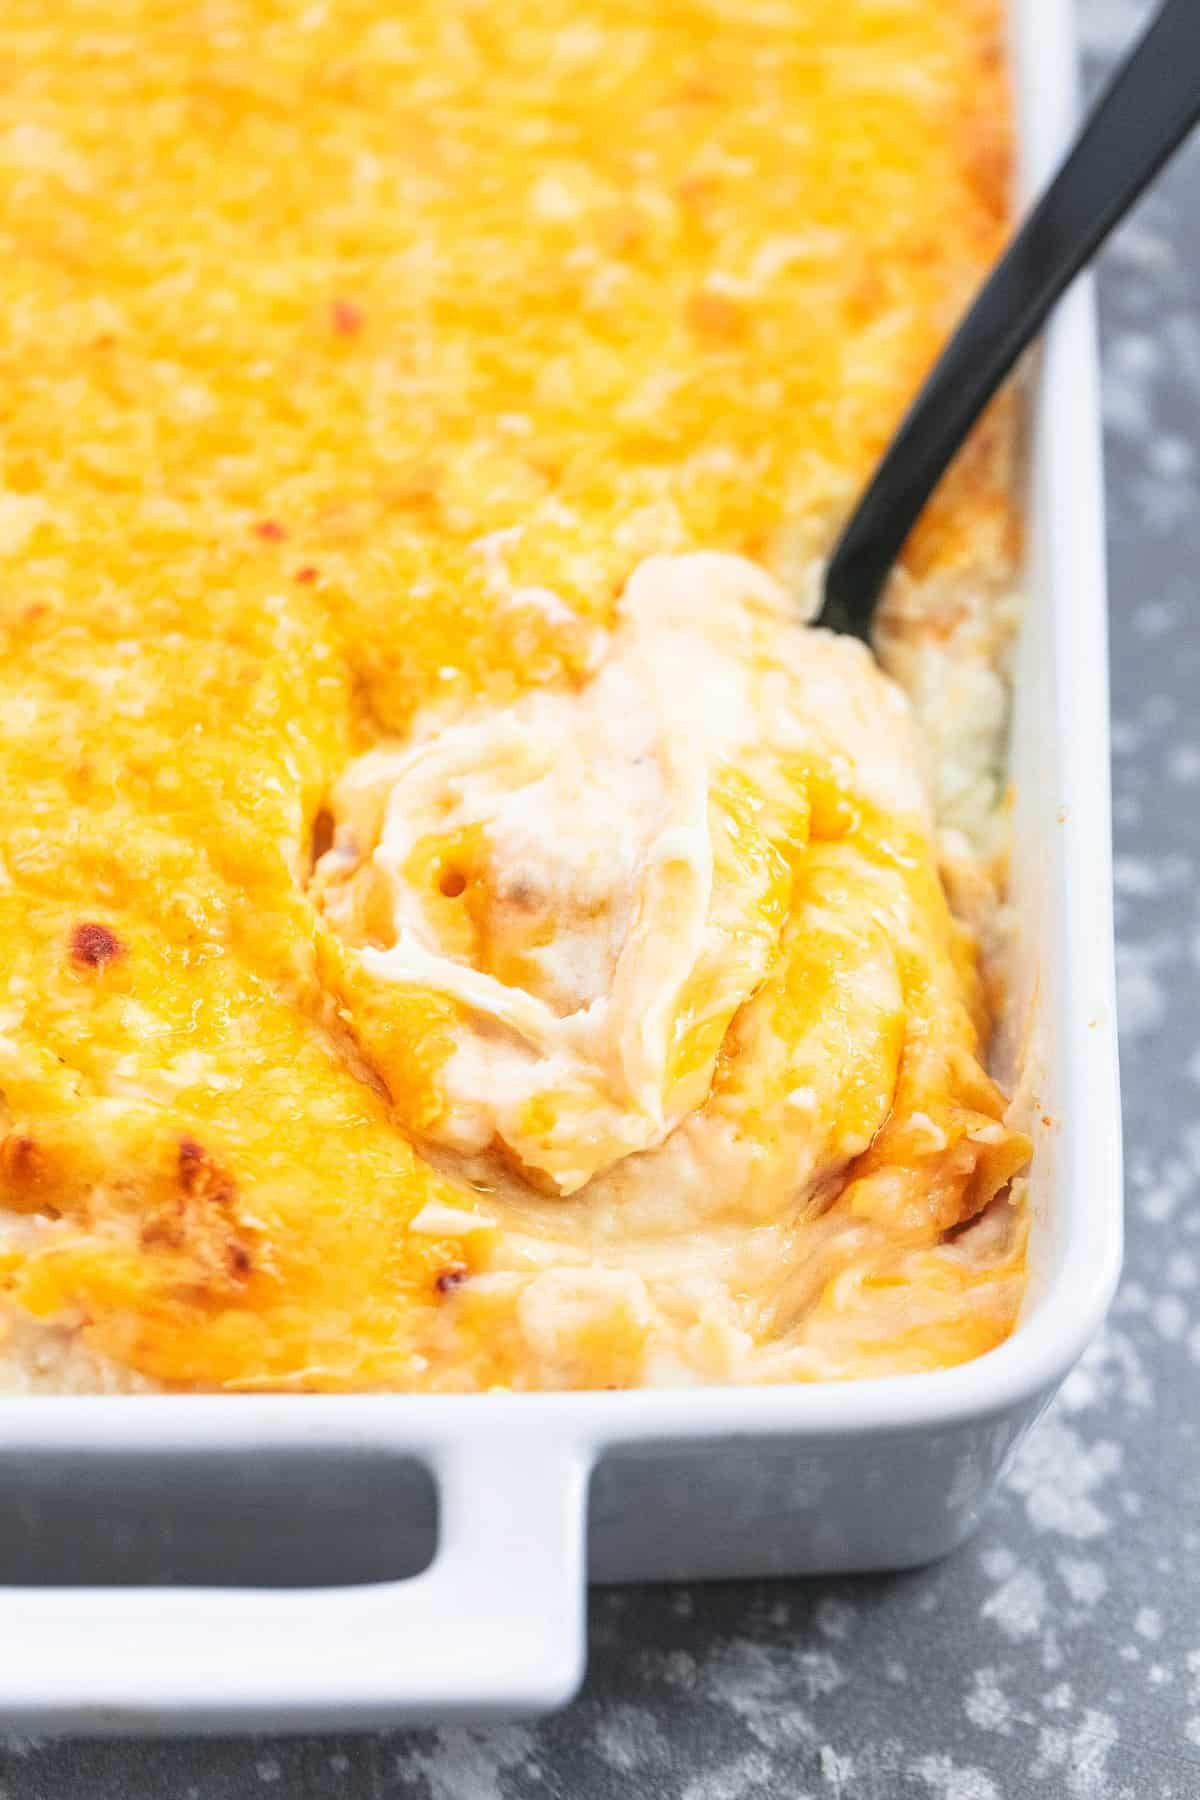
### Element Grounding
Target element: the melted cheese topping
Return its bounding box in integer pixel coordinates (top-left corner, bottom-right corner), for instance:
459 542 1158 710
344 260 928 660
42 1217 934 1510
0 0 1027 1391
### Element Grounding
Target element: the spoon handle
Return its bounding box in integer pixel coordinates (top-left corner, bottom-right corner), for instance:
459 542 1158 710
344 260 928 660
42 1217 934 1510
819 0 1200 638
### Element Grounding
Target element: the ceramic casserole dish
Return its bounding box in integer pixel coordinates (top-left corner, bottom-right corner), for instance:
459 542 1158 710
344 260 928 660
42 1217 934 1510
0 0 1122 1734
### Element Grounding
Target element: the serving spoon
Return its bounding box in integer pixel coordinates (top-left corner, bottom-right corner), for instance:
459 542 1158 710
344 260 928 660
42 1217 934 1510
818 0 1200 640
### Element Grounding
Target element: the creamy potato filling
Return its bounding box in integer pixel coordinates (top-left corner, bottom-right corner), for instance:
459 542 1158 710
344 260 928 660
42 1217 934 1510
314 554 926 1201
318 554 831 1188
303 552 1027 1393
304 555 1026 1388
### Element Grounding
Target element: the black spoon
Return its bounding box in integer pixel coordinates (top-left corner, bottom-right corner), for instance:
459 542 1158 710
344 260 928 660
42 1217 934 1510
818 0 1200 641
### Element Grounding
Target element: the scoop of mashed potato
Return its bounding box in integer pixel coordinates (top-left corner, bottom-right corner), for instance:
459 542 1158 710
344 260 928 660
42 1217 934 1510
311 554 1028 1386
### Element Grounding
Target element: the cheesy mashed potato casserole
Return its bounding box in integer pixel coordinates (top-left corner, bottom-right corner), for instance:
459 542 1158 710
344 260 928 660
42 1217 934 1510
0 0 1029 1392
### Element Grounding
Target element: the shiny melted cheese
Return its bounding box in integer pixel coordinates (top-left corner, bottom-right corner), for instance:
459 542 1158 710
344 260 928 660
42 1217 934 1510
0 0 1027 1392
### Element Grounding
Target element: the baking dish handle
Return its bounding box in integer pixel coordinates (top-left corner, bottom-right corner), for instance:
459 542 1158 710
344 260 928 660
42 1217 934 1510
0 1431 593 1734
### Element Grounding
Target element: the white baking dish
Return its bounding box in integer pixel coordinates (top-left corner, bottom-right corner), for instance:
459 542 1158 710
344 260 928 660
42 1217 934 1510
0 0 1121 1735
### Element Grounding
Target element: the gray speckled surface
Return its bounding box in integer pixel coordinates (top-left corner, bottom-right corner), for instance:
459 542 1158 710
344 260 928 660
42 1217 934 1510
4 4 1198 1795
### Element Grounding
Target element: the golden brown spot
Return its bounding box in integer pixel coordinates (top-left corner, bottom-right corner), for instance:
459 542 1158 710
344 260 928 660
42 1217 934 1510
177 1135 234 1203
139 1208 185 1253
0 1133 45 1189
438 867 467 899
70 921 123 968
331 297 365 335
310 807 335 868
0 1131 60 1217
434 1264 468 1295
139 1138 253 1285
294 565 319 584
252 519 286 542
227 1242 253 1280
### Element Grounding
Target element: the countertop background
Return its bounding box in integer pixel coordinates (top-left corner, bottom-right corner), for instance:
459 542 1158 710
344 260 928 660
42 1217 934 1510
4 2 1198 1795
